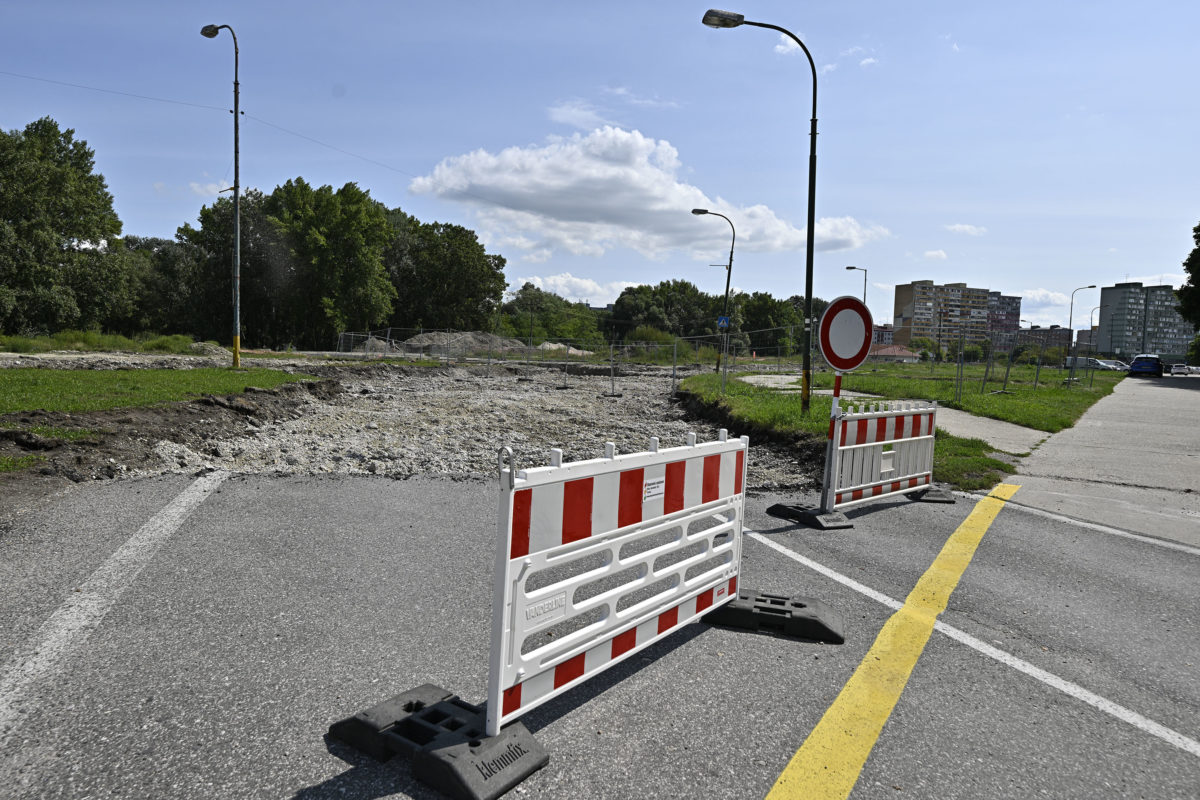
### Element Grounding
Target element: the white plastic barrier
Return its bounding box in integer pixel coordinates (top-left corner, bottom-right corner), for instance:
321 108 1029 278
822 401 936 512
487 431 749 736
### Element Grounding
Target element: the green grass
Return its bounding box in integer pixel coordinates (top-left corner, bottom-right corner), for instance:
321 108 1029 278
0 367 313 415
0 330 203 355
679 373 1018 491
807 361 1122 433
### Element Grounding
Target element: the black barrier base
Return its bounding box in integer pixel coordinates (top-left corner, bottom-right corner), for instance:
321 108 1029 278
765 503 854 530
703 589 846 644
329 684 549 800
911 486 956 504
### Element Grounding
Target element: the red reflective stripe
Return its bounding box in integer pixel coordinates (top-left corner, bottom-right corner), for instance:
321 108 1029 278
618 468 644 527
891 481 901 493
852 489 863 502
612 628 637 659
856 419 868 444
511 489 532 559
828 418 836 440
728 576 738 597
876 418 888 443
908 477 919 488
836 493 844 505
734 451 744 495
554 654 586 689
702 455 721 503
657 606 678 634
502 683 522 715
839 421 848 447
562 478 593 544
696 588 715 612
664 461 685 513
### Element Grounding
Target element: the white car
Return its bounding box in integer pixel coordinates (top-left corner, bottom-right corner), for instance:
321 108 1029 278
1169 363 1189 376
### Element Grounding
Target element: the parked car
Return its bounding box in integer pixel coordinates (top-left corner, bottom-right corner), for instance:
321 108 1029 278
1128 354 1164 377
1169 363 1189 376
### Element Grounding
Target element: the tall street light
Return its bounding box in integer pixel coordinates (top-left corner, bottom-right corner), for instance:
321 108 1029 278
846 265 867 304
1087 304 1108 385
692 208 735 391
702 9 819 413
201 23 241 369
1067 284 1096 385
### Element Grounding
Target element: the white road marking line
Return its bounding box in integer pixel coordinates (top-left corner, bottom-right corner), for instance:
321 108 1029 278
747 530 1200 759
990 498 1200 557
0 471 228 746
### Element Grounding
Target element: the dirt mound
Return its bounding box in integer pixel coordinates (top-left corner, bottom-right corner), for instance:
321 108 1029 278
403 331 526 353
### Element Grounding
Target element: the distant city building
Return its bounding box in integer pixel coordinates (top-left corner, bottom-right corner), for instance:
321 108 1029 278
987 292 1022 335
868 343 918 363
1097 283 1191 361
1025 325 1071 352
892 280 992 348
873 324 894 345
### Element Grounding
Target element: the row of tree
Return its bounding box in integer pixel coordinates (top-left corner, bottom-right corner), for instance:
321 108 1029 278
3 117 838 352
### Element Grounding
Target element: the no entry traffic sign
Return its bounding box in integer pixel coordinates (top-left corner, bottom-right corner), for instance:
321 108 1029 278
818 296 873 372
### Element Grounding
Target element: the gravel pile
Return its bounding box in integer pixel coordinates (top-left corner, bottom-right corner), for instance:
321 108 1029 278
1 352 816 496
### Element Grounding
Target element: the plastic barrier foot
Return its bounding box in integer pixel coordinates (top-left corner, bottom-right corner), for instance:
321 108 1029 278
328 684 549 800
766 503 854 530
910 486 956 504
703 589 846 644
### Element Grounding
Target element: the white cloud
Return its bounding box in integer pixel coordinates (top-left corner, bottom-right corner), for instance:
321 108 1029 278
515 273 640 305
1019 288 1070 308
603 86 679 109
841 46 865 57
411 127 889 263
859 57 878 68
924 250 947 260
945 223 987 236
547 100 616 130
774 35 800 55
189 181 223 197
820 63 838 75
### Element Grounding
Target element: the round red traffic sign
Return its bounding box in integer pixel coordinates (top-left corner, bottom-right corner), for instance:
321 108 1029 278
817 295 873 372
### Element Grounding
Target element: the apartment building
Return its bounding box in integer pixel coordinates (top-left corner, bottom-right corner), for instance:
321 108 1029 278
1097 283 1192 362
892 280 993 347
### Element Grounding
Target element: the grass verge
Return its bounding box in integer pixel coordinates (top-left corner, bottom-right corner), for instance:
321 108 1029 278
0 367 313 415
679 373 1016 491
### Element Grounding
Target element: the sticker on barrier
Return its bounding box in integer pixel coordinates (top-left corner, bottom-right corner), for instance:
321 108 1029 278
487 431 748 736
823 400 936 512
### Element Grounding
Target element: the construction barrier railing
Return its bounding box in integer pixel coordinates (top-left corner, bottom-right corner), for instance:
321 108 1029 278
488 431 748 736
822 401 937 513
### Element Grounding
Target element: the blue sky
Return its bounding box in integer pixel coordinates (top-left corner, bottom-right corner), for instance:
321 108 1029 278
4 1 1197 331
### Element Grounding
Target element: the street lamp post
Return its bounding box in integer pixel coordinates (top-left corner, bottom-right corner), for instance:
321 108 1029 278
1067 284 1096 386
703 9 818 413
846 265 867 304
1088 304 1108 387
201 23 241 369
692 209 736 392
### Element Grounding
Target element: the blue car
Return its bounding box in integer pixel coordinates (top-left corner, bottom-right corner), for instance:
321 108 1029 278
1128 354 1164 377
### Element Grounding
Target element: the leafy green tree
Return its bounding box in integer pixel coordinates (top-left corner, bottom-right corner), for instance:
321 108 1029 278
267 179 396 348
740 291 803 351
1177 221 1200 329
388 218 506 331
0 117 122 333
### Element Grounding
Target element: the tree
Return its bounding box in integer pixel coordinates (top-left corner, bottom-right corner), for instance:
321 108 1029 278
0 117 123 333
1177 221 1200 330
388 218 506 331
267 179 396 349
740 291 803 352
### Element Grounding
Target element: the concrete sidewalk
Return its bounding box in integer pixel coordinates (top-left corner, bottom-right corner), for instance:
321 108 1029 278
739 373 1047 454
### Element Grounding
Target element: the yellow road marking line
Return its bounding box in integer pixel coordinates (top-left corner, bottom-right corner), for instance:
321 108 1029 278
766 483 1021 800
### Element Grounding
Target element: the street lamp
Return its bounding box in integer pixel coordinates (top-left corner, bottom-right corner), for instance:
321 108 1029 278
201 23 241 369
1067 284 1096 385
692 208 736 392
703 9 819 413
846 265 867 304
1088 304 1108 386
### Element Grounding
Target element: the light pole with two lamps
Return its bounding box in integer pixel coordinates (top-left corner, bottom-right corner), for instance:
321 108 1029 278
691 208 735 392
702 9 819 413
200 23 242 368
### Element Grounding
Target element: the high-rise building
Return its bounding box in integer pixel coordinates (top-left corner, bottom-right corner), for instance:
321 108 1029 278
987 292 1022 335
893 280 993 347
1097 283 1192 361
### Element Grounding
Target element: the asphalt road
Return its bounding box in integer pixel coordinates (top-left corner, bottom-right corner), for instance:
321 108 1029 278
2 461 1198 798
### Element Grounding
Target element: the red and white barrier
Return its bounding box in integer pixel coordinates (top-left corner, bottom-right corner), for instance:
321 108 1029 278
821 401 936 513
487 431 748 736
